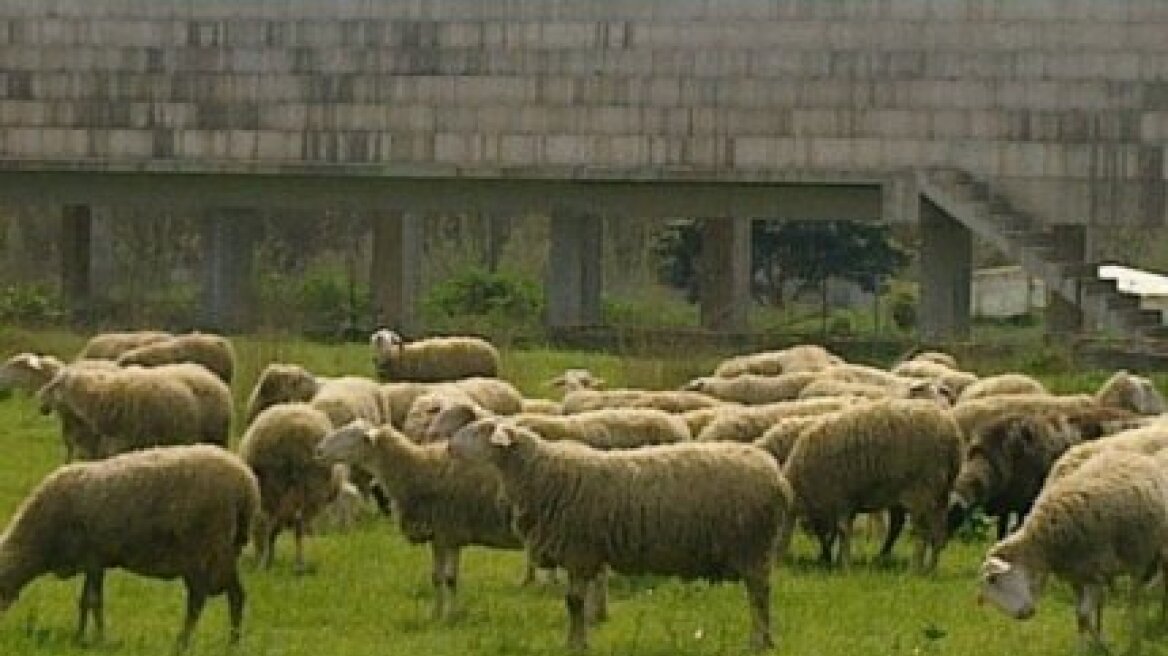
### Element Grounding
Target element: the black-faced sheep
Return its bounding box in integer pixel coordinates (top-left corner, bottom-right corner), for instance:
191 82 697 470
315 420 521 620
115 332 236 385
947 406 1142 539
370 329 500 383
713 344 841 378
449 418 792 651
238 403 340 572
978 448 1168 654
0 444 259 651
782 399 962 571
75 330 173 360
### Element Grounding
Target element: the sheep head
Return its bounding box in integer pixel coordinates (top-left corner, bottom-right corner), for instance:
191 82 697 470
546 369 606 394
978 555 1036 620
448 417 519 462
426 401 483 443
0 353 63 395
316 419 377 465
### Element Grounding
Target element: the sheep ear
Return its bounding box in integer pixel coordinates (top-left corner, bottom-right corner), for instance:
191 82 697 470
488 425 514 447
981 556 1012 579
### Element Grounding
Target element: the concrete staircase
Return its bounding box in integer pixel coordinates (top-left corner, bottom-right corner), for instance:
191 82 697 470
916 168 1166 341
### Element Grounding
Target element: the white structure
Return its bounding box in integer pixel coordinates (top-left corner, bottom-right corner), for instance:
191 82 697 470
1099 265 1168 323
971 266 1046 319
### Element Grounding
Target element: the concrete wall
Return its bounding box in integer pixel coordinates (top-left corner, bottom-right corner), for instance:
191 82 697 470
971 266 1046 319
0 0 1166 225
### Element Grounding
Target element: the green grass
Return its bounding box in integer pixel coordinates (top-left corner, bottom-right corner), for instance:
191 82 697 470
0 331 1166 655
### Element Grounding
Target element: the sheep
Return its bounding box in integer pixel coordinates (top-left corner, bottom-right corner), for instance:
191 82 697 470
310 376 386 428
521 398 563 415
797 379 902 401
380 378 522 430
561 389 721 415
901 349 959 370
1095 369 1166 415
116 332 236 385
957 373 1048 402
314 466 369 533
401 378 524 443
753 415 833 467
1046 421 1168 484
370 329 499 383
697 397 855 443
448 418 793 651
75 330 173 360
947 406 1143 540
238 403 340 572
0 444 259 651
0 353 68 395
782 399 961 571
978 448 1168 655
889 360 978 398
547 369 607 394
682 371 821 404
37 364 206 460
244 363 322 424
681 406 731 436
314 420 522 621
819 363 908 388
426 401 691 449
713 344 841 378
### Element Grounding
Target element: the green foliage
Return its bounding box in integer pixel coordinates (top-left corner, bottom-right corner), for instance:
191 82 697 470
421 268 544 344
0 284 64 325
256 262 370 340
890 290 918 332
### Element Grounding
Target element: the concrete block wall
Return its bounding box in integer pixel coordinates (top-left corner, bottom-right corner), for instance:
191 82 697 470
0 0 1166 224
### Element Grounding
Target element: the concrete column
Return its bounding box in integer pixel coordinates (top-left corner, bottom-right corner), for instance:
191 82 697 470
919 200 972 342
699 217 751 332
60 204 92 324
1045 224 1086 335
546 211 603 328
370 211 421 333
199 209 257 332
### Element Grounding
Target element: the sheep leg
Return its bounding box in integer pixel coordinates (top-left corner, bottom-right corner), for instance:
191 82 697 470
877 506 906 561
837 517 854 570
292 515 307 574
75 569 105 644
1128 575 1146 656
430 544 459 621
177 581 208 653
226 569 245 646
444 548 461 620
565 571 592 652
1074 584 1106 653
586 568 608 624
744 570 774 651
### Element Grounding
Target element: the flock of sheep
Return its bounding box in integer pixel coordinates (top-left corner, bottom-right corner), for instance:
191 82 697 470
1 329 1168 652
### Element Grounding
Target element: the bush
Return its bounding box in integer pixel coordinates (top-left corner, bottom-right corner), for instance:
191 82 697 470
421 268 544 344
0 284 65 325
890 290 918 332
256 262 370 340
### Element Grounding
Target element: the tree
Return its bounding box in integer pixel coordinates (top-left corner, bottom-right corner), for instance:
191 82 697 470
652 219 910 330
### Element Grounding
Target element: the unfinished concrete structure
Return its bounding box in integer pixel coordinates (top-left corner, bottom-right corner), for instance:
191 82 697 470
0 0 1165 337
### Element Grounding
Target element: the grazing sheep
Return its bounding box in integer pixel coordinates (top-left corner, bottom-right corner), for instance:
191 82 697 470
1046 421 1168 484
978 449 1168 654
159 363 233 447
116 332 237 385
448 418 793 651
547 369 607 394
1095 370 1166 415
426 401 691 449
561 389 721 415
238 403 340 572
244 363 322 424
697 397 854 443
947 406 1142 539
683 371 820 404
0 353 68 395
782 399 962 571
951 393 1100 440
37 365 206 459
889 360 978 397
0 444 259 651
521 398 563 415
309 376 386 428
75 330 173 360
957 374 1048 402
314 420 521 621
714 344 841 378
370 329 499 383
753 415 833 467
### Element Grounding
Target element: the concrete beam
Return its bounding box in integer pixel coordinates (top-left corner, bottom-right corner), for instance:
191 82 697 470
546 210 603 328
199 209 258 332
59 204 91 324
919 199 972 342
370 211 421 333
699 217 751 332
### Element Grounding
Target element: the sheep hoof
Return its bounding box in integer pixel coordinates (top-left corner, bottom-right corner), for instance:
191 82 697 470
749 634 776 652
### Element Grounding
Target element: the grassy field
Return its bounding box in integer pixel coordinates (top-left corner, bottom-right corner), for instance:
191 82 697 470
0 329 1164 655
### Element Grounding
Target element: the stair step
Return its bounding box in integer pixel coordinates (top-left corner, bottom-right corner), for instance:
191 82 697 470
1053 262 1100 279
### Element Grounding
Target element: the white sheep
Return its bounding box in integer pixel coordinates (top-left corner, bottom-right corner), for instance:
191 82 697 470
561 389 721 414
0 444 259 651
696 397 855 443
449 417 793 651
957 373 1049 402
713 344 841 378
978 448 1168 654
682 371 820 404
75 330 173 360
546 368 607 394
115 332 236 384
370 329 500 383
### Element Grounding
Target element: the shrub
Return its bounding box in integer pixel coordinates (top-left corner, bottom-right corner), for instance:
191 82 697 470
0 284 65 325
890 290 918 332
421 268 544 344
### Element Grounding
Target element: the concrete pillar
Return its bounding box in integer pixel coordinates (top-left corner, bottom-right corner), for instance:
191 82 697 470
370 211 421 333
483 213 510 273
1045 224 1086 335
546 211 603 328
699 217 751 332
60 204 92 324
919 200 972 342
199 209 257 332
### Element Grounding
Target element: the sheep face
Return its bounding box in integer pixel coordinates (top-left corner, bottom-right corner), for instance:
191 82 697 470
448 418 508 463
1131 376 1166 415
316 420 376 466
546 369 605 393
0 354 49 393
426 402 480 442
370 329 404 356
978 556 1036 620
